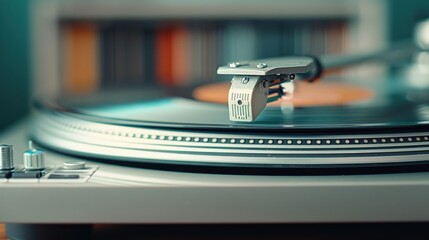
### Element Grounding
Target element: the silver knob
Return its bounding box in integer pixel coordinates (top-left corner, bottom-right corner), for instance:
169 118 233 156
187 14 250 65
0 144 14 170
63 161 86 170
23 141 45 170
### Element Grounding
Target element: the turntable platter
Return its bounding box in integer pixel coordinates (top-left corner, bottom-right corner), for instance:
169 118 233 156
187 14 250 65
30 77 429 173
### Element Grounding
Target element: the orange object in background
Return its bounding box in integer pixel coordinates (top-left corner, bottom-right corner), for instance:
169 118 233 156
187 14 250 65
64 23 99 94
156 25 191 86
156 26 174 85
193 81 373 107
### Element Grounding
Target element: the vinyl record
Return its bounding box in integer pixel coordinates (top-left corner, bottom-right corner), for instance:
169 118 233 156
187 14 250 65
43 81 429 131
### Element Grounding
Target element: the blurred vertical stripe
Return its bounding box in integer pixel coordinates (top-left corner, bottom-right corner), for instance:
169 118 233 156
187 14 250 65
100 25 144 88
156 25 174 86
172 25 191 85
64 23 99 94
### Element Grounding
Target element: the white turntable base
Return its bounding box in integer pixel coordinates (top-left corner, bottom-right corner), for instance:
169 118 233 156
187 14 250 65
1 120 429 224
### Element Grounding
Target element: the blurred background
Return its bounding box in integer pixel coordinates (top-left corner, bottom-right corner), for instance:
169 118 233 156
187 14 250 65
0 0 429 133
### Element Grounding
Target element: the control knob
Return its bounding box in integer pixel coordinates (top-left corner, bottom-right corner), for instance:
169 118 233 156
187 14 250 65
23 141 45 170
0 144 14 170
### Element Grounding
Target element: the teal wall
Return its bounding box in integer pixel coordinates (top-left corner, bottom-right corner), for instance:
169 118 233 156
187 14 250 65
387 0 429 42
0 0 30 132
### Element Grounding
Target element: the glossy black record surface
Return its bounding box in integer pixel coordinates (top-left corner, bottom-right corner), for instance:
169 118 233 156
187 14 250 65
45 90 429 131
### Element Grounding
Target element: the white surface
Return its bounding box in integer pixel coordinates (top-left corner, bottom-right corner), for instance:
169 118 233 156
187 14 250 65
7 179 39 183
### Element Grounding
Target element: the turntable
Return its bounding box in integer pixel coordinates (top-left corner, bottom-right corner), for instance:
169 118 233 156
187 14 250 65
3 52 429 240
3 3 429 239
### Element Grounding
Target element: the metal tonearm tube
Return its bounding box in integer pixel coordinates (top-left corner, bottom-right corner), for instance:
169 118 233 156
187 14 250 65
217 41 416 122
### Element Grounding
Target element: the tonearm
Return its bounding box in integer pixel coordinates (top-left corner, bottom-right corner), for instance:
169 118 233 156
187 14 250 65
217 41 417 122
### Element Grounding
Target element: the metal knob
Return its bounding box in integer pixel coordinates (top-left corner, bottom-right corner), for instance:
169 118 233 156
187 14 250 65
0 144 14 170
23 141 45 170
